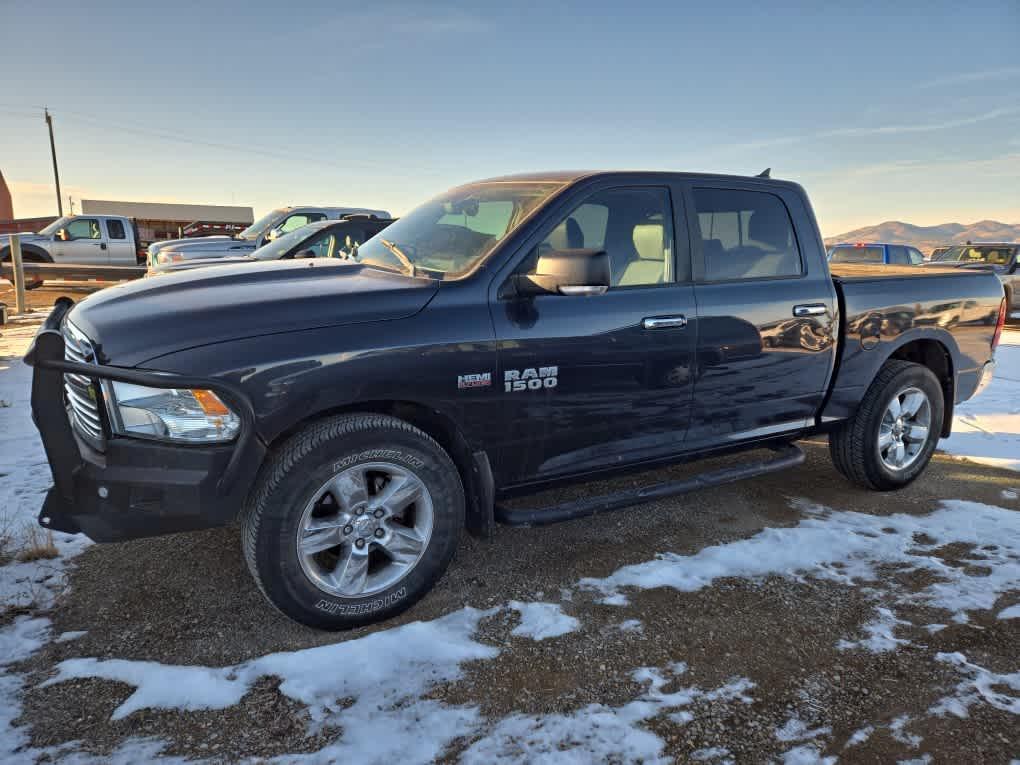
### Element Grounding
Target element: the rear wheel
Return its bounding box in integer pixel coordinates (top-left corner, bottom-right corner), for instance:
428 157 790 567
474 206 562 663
829 360 944 490
241 413 464 630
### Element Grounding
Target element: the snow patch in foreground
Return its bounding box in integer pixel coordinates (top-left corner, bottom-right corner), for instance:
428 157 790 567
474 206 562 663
929 652 1020 718
579 499 1020 624
46 607 497 762
508 600 579 640
461 664 753 765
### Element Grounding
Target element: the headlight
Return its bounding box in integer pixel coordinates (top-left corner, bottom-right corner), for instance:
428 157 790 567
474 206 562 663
103 382 241 443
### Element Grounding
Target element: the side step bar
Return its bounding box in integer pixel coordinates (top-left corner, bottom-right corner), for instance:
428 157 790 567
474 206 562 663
495 443 805 527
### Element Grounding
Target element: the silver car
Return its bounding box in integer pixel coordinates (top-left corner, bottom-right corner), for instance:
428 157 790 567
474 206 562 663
928 243 1020 309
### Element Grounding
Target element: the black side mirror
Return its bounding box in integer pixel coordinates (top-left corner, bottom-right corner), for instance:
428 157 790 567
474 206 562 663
508 248 611 298
294 249 318 260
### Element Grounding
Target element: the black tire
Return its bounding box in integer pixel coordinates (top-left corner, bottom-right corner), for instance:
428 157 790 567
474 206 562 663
829 360 944 491
1 247 46 289
241 413 464 630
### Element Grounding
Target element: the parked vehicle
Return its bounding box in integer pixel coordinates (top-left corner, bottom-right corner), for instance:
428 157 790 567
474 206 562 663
828 242 925 265
1 215 144 266
147 206 391 266
149 216 395 273
928 242 1020 310
27 171 1004 630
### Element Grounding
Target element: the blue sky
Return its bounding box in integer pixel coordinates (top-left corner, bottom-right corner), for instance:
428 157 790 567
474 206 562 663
1 0 1017 235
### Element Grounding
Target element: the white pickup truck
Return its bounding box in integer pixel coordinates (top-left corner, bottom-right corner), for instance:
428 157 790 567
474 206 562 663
0 215 143 266
147 205 391 266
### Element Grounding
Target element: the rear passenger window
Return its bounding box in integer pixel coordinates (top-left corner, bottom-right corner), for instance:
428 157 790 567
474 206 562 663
888 246 910 265
693 189 802 281
106 220 126 239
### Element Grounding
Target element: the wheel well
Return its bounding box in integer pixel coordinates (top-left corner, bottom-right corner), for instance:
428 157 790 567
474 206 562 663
889 339 954 436
270 400 494 537
1 245 52 263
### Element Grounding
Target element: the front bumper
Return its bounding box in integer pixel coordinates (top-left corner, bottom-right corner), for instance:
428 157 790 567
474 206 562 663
25 299 266 542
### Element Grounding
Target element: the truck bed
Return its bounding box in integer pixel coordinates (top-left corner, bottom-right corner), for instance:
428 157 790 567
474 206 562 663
828 263 980 281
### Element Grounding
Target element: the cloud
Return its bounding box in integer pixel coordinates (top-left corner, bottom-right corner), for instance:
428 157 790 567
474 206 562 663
920 67 1020 89
721 107 1020 154
824 107 1020 137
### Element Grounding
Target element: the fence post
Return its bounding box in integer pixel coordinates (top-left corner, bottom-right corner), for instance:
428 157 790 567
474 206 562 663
10 234 27 315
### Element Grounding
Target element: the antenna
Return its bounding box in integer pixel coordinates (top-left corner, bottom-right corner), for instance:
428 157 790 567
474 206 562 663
756 167 771 178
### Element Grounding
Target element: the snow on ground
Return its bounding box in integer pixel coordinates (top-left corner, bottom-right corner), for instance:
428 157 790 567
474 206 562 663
508 600 580 640
578 499 1020 624
940 326 1020 471
0 312 91 611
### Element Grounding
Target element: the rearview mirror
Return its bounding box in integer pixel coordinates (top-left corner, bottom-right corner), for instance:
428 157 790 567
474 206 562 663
55 229 67 241
509 248 611 298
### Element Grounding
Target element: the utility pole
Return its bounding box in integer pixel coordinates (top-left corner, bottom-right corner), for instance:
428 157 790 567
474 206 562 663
45 108 63 216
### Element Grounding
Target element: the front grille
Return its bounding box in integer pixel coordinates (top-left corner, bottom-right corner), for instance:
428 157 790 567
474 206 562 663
62 320 106 448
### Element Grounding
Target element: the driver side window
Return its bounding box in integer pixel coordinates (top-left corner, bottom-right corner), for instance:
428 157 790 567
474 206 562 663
65 218 101 240
522 187 676 288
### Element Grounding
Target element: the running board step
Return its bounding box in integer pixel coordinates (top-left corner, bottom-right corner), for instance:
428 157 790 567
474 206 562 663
494 443 805 526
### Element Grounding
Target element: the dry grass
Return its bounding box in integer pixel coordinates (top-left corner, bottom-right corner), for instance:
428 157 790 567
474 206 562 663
0 513 12 565
17 523 59 562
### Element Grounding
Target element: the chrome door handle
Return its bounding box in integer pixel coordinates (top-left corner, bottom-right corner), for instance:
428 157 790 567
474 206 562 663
792 304 827 317
643 315 687 329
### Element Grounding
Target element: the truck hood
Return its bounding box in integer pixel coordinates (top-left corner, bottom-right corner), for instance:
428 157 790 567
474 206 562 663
148 235 242 256
0 232 49 248
159 238 257 254
150 254 257 273
921 260 1005 274
68 259 439 366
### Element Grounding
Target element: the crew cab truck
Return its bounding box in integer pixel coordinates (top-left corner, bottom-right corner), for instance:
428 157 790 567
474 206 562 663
147 206 391 266
1 214 143 266
26 171 1004 630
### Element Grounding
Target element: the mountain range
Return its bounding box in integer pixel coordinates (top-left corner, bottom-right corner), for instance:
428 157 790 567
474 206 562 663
824 220 1020 255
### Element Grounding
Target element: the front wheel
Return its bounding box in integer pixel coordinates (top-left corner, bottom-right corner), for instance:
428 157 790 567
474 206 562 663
241 414 465 630
829 360 944 490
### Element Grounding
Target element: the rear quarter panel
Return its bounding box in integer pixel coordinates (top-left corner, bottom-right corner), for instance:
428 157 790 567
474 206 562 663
822 265 1003 423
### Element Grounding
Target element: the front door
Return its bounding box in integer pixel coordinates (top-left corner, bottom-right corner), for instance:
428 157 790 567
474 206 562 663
53 217 105 263
491 184 697 486
685 183 837 446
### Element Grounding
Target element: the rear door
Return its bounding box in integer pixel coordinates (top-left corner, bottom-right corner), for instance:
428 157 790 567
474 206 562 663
491 181 697 485
684 182 837 446
103 219 135 264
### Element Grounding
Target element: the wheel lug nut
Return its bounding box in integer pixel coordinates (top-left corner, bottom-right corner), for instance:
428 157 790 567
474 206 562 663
374 528 384 538
355 508 364 516
374 508 384 518
343 525 353 535
355 538 366 549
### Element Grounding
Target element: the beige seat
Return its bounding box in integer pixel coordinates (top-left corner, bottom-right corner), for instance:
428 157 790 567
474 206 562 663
617 223 665 285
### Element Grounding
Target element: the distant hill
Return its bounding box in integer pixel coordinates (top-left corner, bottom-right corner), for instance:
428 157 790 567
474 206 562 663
824 220 1020 255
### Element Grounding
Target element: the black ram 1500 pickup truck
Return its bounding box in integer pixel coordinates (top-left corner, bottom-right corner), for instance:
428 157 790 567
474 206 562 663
26 171 1005 629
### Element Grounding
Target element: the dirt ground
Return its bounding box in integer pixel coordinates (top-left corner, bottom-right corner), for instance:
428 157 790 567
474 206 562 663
2 281 1018 763
4 444 1017 763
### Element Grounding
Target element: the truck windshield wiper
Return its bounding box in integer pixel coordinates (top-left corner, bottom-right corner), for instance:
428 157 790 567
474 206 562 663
378 239 417 277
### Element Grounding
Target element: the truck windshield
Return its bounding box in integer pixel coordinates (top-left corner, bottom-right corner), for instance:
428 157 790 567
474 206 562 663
237 208 287 240
38 216 73 236
933 246 1016 266
829 245 884 263
251 221 333 260
355 181 565 278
